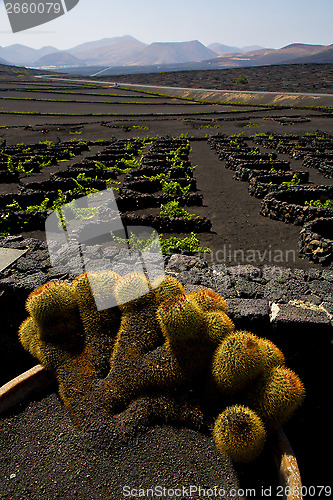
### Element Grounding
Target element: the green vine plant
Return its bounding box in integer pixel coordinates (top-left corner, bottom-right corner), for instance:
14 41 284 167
304 199 333 208
76 172 120 191
0 212 11 237
110 230 160 254
93 160 133 175
6 190 67 214
115 157 142 171
161 179 191 195
159 232 211 255
110 230 210 255
142 171 171 182
72 178 99 196
6 156 30 173
159 201 195 219
166 145 190 169
281 174 301 187
268 174 301 187
5 152 59 174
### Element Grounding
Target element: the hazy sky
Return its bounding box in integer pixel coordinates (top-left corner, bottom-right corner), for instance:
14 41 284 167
0 0 332 50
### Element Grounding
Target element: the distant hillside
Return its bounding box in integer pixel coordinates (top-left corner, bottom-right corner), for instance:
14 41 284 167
68 35 147 65
287 46 333 64
207 44 265 55
0 63 52 79
207 43 241 55
244 43 331 65
101 63 333 95
0 37 332 70
0 44 59 65
35 51 82 67
126 40 217 66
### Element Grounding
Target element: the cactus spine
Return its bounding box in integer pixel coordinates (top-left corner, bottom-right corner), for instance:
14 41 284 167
26 280 81 342
213 405 266 463
211 331 265 394
245 366 305 429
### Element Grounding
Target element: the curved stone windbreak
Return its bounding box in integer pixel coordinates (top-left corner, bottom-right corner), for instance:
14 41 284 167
122 213 212 233
116 190 203 211
233 160 291 182
260 186 333 225
248 171 309 198
299 218 333 267
319 161 333 179
303 152 333 169
123 176 197 194
226 153 277 171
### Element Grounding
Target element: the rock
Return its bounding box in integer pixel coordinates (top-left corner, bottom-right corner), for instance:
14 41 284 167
263 280 288 302
233 277 264 299
306 268 322 280
226 298 270 332
309 279 333 302
165 254 208 273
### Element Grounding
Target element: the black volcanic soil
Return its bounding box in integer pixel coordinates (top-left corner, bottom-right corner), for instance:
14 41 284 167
0 391 251 500
104 63 333 94
0 72 332 499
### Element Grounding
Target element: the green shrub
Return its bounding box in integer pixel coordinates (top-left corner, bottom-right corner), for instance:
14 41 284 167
161 180 191 195
159 201 195 219
159 232 211 255
281 174 301 187
304 199 333 208
235 74 248 85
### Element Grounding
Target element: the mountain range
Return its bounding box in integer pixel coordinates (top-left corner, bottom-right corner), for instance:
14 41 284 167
0 35 332 72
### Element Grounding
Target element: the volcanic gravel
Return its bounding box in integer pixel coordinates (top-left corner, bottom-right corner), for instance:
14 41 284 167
0 391 251 500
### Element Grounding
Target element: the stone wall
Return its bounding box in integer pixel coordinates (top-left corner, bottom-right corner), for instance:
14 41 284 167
0 240 332 386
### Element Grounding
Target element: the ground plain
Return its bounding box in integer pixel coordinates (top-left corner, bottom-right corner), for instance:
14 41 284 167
0 68 332 270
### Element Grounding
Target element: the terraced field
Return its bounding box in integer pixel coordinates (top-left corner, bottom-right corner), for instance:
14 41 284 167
0 75 332 270
0 69 332 498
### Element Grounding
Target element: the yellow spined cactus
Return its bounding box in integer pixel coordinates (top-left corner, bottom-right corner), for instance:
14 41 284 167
152 275 185 305
18 271 305 464
26 280 81 342
157 294 205 343
204 310 235 344
72 271 120 338
258 337 285 369
188 288 228 313
213 405 266 463
211 331 265 394
18 317 41 360
114 272 151 308
245 366 305 429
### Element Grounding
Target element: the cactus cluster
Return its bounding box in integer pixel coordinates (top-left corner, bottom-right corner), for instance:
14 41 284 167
19 272 304 463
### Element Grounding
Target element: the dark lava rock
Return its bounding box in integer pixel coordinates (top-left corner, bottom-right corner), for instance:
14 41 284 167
226 298 270 333
271 303 331 329
263 280 289 302
233 277 265 299
306 268 322 281
309 279 333 302
165 254 208 273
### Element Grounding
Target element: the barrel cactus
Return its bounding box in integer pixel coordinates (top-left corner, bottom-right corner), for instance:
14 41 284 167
19 271 304 463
